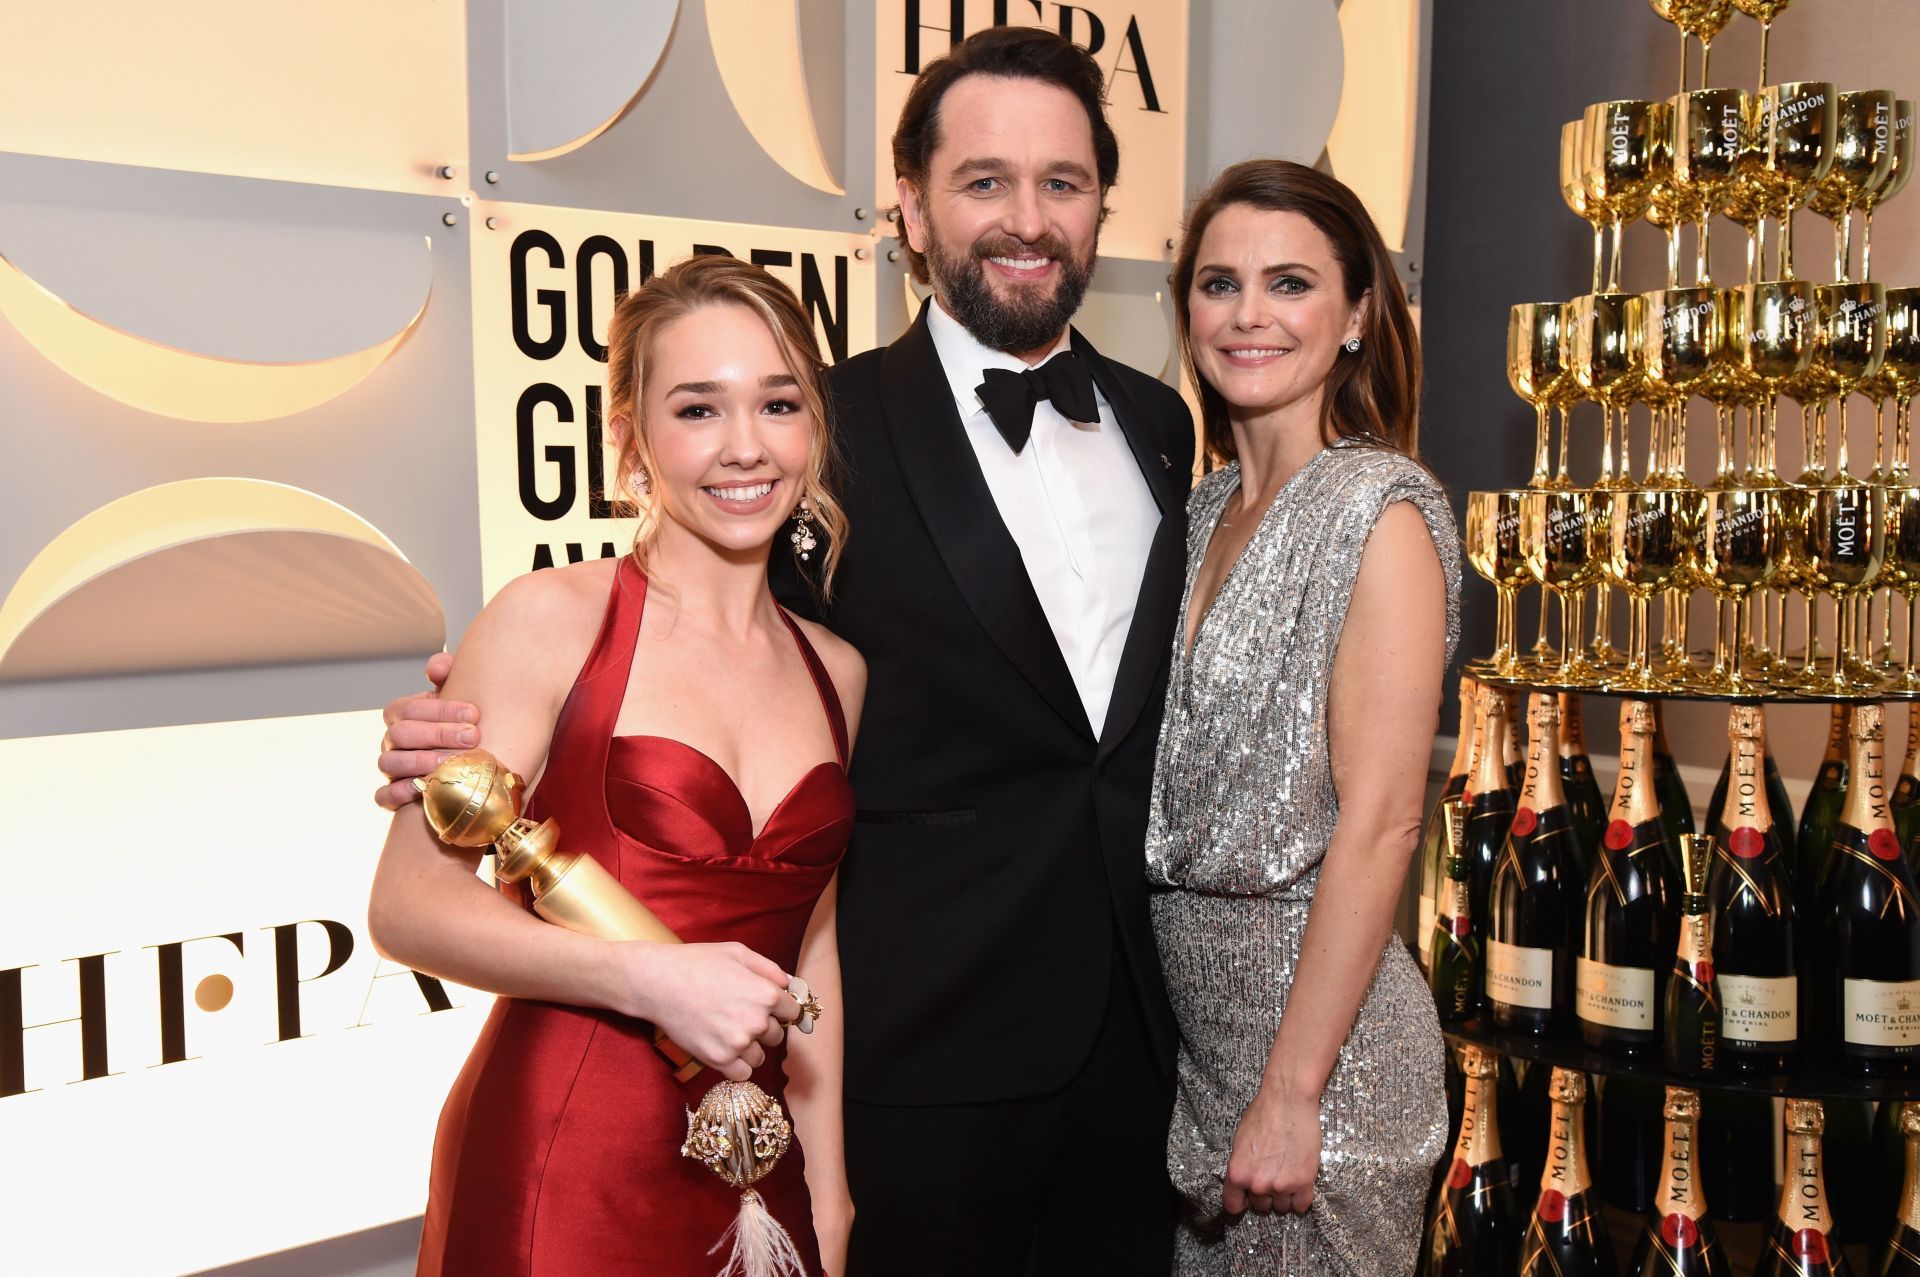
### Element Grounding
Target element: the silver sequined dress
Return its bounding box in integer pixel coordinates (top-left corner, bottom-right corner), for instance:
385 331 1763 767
1145 443 1462 1276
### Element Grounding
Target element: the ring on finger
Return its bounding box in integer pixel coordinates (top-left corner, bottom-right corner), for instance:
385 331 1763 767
787 975 822 1035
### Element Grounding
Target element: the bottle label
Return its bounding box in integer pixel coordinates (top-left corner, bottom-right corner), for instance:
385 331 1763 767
1844 979 1920 1048
1717 974 1799 1043
1487 940 1555 1010
1576 957 1654 1031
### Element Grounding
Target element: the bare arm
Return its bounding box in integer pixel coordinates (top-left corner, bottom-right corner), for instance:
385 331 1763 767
782 635 864 1276
367 572 795 1081
1223 500 1448 1216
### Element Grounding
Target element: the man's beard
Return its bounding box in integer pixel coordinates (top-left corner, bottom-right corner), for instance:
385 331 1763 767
925 225 1095 356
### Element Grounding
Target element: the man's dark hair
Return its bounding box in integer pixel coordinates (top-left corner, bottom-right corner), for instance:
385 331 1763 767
890 25 1119 283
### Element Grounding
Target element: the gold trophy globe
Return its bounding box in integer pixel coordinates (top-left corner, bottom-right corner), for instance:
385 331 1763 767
415 748 816 1275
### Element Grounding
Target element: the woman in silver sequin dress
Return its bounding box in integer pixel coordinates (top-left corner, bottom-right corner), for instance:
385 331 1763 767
1145 160 1461 1275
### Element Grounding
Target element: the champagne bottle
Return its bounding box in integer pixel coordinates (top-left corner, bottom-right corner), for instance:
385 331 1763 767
1801 704 1853 904
1503 687 1525 795
1559 693 1606 878
1651 700 1697 848
1519 1068 1616 1277
1754 1098 1848 1277
1597 1074 1665 1213
1429 798 1480 1024
1578 699 1677 1056
1701 1089 1777 1223
1710 705 1800 1075
1424 1044 1521 1276
1421 677 1479 973
1463 685 1517 936
1877 1102 1920 1276
1663 834 1720 1076
1816 703 1920 1077
1703 705 1795 852
1488 693 1580 1034
1630 1087 1730 1277
1896 704 1920 867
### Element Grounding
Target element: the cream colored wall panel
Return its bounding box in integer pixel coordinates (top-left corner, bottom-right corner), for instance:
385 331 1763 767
1327 0 1424 253
0 250 428 424
874 0 1189 262
504 0 676 161
710 0 846 193
0 479 445 681
465 0 872 235
0 173 437 366
1185 2 1343 180
0 712 486 1275
0 3 468 195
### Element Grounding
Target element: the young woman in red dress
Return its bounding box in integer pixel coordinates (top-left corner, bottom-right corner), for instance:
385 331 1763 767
368 255 863 1276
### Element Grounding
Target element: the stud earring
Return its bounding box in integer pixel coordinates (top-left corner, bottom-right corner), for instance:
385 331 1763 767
790 498 818 562
1344 338 1362 353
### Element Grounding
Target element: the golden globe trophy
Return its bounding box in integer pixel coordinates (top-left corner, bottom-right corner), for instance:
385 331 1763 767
416 748 816 1276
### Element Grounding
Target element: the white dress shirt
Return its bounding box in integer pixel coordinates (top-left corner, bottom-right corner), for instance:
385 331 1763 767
924 299 1161 737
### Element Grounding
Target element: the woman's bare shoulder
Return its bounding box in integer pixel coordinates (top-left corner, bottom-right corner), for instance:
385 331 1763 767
787 614 867 707
451 559 618 699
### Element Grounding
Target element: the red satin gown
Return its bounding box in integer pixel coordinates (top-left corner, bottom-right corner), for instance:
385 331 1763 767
418 560 852 1275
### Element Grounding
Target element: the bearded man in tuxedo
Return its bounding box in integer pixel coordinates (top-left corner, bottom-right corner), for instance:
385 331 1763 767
377 26 1194 1273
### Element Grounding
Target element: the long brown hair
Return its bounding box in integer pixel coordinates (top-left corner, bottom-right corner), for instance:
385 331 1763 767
1171 160 1422 466
603 254 847 595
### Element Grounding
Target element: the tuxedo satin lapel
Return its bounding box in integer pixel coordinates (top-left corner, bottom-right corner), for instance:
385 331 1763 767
879 309 1093 740
1073 330 1188 758
1074 328 1186 516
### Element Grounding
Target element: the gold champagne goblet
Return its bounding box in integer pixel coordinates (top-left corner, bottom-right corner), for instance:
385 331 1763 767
1698 289 1759 482
1646 102 1688 290
1570 292 1645 669
1523 488 1607 687
1571 292 1648 491
1466 490 1532 679
1800 481 1887 694
1672 88 1749 286
1882 484 1920 694
1606 484 1691 692
1805 90 1897 282
1730 0 1793 94
1648 0 1735 96
1700 486 1783 693
1743 279 1820 483
1562 120 1608 296
1645 286 1724 673
1744 278 1821 679
1644 286 1724 484
1583 100 1666 293
1819 282 1887 484
1510 301 1574 668
1859 102 1914 280
1509 302 1573 490
1886 288 1920 480
1752 82 1838 280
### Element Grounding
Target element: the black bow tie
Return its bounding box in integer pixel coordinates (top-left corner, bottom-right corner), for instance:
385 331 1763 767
975 351 1100 454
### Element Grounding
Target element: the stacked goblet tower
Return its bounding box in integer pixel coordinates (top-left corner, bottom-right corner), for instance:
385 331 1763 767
1437 5 1920 1274
1478 12 1920 699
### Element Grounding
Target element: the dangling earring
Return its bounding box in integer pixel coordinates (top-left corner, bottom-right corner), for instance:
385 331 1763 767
1344 338 1362 353
790 497 818 562
632 466 652 495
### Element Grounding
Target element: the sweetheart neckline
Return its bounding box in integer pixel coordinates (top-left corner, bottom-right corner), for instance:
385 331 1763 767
610 734 844 844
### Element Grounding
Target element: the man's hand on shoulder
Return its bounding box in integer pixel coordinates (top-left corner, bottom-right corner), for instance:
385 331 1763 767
375 651 480 810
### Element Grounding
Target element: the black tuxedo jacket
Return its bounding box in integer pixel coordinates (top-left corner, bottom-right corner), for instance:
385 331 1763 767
777 305 1193 1106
